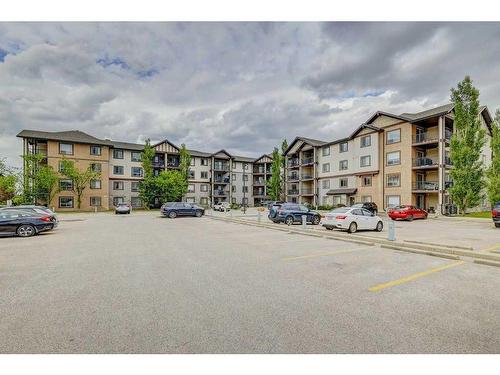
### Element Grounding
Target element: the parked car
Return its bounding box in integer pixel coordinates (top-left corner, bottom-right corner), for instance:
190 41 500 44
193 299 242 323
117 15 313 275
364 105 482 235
492 202 500 228
115 202 131 214
268 201 285 221
350 202 378 215
269 203 321 225
213 202 231 212
161 202 205 218
388 205 428 221
321 207 383 233
267 201 285 210
0 205 58 223
0 209 57 237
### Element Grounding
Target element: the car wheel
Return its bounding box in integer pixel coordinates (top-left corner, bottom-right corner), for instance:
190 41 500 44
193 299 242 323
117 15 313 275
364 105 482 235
312 215 320 225
495 223 500 228
285 216 294 226
407 215 414 221
17 224 36 237
195 210 202 217
325 226 333 231
348 221 357 233
169 211 177 219
115 212 118 214
375 221 383 232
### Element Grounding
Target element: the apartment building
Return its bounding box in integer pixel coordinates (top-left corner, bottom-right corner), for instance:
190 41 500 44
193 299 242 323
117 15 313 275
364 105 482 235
284 103 494 214
252 154 273 206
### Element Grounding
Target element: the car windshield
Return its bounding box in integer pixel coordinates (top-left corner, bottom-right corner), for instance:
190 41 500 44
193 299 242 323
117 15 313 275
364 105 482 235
351 203 363 208
393 205 408 211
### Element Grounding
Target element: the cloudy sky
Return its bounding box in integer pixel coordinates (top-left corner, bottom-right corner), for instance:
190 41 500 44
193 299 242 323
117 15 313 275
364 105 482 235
1 22 500 167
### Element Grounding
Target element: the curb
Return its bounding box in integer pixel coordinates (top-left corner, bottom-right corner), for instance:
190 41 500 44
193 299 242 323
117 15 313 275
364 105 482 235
381 244 461 260
473 259 500 268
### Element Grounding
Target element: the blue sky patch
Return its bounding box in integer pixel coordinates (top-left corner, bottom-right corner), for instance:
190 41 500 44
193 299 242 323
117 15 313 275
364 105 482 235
0 49 7 62
96 56 131 70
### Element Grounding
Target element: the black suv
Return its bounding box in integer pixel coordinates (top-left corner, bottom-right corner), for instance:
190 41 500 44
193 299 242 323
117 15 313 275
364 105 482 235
493 202 500 228
351 202 378 215
269 203 321 225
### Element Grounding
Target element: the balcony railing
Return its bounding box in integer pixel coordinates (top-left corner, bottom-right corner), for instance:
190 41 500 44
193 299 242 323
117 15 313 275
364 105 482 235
214 164 229 171
287 174 299 181
287 159 299 167
214 177 230 183
253 179 265 185
413 157 438 167
253 167 265 174
254 191 265 196
413 133 438 144
167 161 179 168
413 181 439 191
301 174 314 180
301 157 314 165
301 188 314 195
288 189 299 195
214 190 229 196
445 129 453 140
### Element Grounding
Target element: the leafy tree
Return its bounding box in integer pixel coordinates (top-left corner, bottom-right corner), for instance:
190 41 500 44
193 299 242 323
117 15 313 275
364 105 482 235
486 109 500 205
179 144 191 181
156 170 187 203
22 154 59 206
449 76 487 214
60 159 100 209
280 139 288 200
139 139 156 208
267 147 283 200
0 159 18 204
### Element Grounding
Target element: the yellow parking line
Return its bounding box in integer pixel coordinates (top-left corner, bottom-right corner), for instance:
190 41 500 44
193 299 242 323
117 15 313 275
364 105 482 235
283 247 369 261
480 244 500 253
368 260 465 292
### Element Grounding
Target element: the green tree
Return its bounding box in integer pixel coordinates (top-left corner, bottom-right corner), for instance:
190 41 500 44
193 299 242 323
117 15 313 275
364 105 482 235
60 159 100 209
179 144 191 182
486 109 500 205
0 159 18 204
22 154 60 206
449 76 487 214
156 170 188 203
267 147 283 200
280 139 288 200
139 139 156 209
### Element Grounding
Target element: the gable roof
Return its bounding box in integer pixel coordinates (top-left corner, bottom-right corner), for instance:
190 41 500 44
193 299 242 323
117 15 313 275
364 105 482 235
253 154 273 163
364 111 410 125
187 149 212 158
283 136 327 155
211 149 232 158
152 139 180 151
400 103 454 122
16 130 111 146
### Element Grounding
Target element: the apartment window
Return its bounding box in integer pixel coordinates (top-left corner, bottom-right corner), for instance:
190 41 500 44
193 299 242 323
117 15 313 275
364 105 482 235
200 184 208 192
131 197 143 208
242 186 248 193
190 158 195 166
322 163 330 173
201 171 208 179
91 163 101 173
90 197 101 207
59 179 73 191
113 149 124 159
361 196 372 203
188 184 195 193
339 178 348 188
59 143 73 155
188 170 195 179
58 161 66 173
90 145 101 156
360 155 371 167
243 163 249 170
339 142 348 153
186 197 195 203
131 151 142 162
339 160 348 170
243 175 249 181
90 179 101 189
113 165 124 175
322 146 330 156
386 151 401 166
386 173 401 187
386 129 401 144
232 174 236 181
131 181 140 192
322 179 330 189
113 197 124 206
386 195 401 208
113 181 124 190
200 197 208 205
59 196 74 208
362 176 372 187
360 135 371 148
201 158 208 166
231 197 236 204
131 167 143 177
232 185 236 192
232 162 237 169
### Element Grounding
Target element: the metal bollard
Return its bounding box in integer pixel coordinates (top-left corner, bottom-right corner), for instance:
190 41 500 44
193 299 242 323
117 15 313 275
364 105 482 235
257 210 261 223
387 219 396 241
302 215 307 229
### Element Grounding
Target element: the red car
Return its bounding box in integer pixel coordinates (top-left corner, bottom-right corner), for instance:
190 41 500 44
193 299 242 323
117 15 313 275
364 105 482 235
388 205 428 221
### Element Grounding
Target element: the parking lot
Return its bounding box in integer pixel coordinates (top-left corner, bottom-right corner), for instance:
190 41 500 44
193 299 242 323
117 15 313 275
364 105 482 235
1 211 500 353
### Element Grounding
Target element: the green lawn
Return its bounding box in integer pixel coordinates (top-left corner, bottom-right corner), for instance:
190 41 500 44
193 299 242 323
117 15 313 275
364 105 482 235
461 211 492 219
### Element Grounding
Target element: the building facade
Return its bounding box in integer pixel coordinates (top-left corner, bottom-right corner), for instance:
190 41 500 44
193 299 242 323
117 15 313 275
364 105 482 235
17 103 494 213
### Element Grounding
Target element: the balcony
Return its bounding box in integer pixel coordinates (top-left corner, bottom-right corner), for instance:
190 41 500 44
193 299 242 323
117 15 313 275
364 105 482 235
167 160 179 168
412 157 438 169
253 167 265 174
301 174 314 181
253 179 265 186
301 157 314 166
412 181 439 191
153 161 165 168
254 190 266 196
214 177 231 184
288 189 299 195
214 190 229 196
287 159 299 168
287 174 299 182
413 133 438 146
301 188 314 195
214 164 229 171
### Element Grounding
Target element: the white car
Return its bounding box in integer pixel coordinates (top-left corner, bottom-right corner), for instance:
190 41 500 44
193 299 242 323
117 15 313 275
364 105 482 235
213 202 231 212
321 207 383 233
